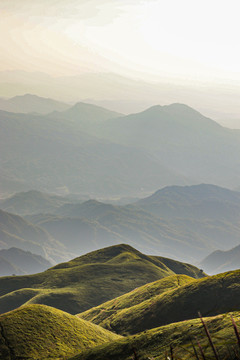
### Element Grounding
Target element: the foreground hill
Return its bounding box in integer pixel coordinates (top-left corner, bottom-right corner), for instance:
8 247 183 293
0 93 70 114
70 311 240 360
200 243 240 274
0 304 120 360
0 247 52 276
0 244 204 315
79 269 240 335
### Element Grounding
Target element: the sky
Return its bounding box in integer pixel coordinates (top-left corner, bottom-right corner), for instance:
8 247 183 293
0 0 240 124
1 0 240 82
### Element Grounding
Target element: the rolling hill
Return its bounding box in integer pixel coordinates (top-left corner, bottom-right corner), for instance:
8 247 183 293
0 304 120 360
0 244 204 315
79 269 240 335
70 311 240 360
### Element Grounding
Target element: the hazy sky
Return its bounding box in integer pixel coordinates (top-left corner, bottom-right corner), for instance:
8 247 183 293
1 0 240 84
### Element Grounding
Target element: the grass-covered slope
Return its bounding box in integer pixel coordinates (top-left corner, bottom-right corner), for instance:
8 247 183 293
0 244 204 315
0 304 120 360
70 311 240 360
79 274 194 328
79 269 240 335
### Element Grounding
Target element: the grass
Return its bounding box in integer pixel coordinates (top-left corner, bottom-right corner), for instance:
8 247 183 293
69 311 240 360
0 244 204 315
78 269 240 335
78 274 195 328
0 304 121 360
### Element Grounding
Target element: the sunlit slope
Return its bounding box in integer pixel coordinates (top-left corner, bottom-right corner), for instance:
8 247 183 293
79 269 240 335
69 311 240 360
79 274 194 325
0 244 204 314
0 304 120 360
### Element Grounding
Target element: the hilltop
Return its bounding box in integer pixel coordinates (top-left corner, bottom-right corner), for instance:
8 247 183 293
0 304 120 360
0 244 204 315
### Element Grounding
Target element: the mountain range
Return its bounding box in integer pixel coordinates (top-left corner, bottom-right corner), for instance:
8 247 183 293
2 96 240 198
1 184 240 265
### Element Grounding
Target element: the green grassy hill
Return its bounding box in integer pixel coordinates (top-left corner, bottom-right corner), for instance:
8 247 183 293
0 244 204 315
79 269 240 335
69 311 240 360
0 304 120 360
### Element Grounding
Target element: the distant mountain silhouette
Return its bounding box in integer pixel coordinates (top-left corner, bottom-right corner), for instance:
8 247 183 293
98 104 240 188
0 247 52 276
0 190 77 215
0 94 70 114
199 244 240 274
0 209 69 263
0 107 187 197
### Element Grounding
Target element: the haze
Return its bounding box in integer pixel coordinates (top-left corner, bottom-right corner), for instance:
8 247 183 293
0 0 240 126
